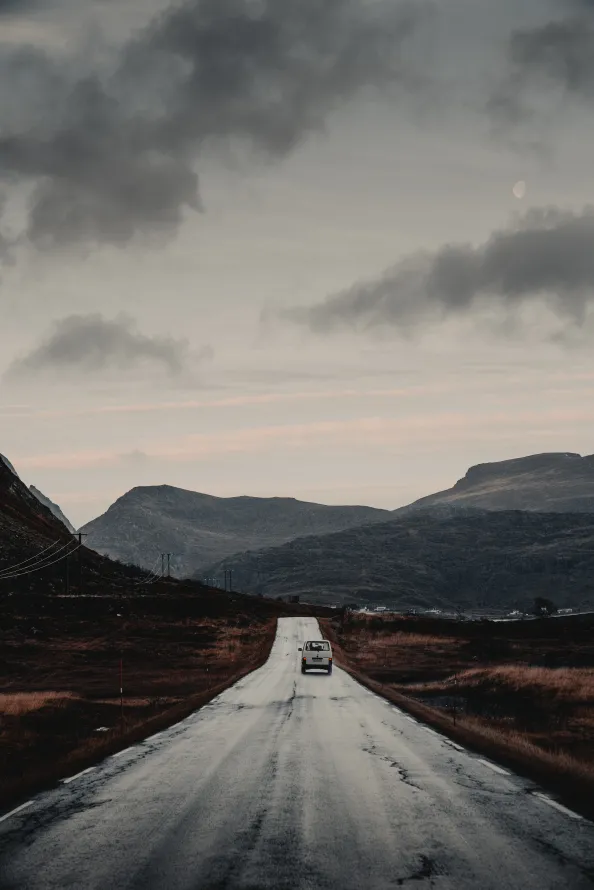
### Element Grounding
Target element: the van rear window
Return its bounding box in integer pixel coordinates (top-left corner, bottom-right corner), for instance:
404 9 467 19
305 641 330 651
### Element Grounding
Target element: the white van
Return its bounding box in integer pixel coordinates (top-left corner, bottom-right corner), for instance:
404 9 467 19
299 640 333 674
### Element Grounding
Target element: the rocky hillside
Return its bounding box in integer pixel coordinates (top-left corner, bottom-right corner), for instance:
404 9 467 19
396 452 594 515
29 485 76 533
204 508 594 612
81 486 390 578
0 454 67 545
0 454 157 595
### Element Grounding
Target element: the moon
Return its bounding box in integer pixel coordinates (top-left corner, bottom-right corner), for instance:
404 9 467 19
512 180 526 199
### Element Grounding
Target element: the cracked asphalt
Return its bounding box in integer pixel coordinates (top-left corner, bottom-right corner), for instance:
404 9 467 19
1 617 594 889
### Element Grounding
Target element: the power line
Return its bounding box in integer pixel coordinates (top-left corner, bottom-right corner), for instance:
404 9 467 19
0 539 66 577
0 539 75 579
0 543 80 579
77 532 87 594
132 555 162 586
159 552 172 579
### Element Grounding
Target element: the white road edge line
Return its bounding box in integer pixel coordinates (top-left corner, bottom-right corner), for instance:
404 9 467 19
534 792 583 820
423 727 442 737
62 767 95 784
446 741 465 752
111 746 135 758
477 758 510 776
0 801 33 824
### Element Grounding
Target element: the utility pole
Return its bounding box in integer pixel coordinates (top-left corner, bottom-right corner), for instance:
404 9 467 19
120 651 124 734
228 569 233 592
161 553 165 578
77 532 87 594
65 552 70 596
167 553 171 578
224 569 228 591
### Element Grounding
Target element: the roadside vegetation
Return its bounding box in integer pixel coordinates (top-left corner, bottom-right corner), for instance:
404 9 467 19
1 591 327 811
323 611 594 818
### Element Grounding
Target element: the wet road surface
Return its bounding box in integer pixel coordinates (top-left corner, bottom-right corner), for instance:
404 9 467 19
1 616 594 889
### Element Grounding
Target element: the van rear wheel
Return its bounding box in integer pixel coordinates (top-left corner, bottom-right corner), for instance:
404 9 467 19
301 666 307 674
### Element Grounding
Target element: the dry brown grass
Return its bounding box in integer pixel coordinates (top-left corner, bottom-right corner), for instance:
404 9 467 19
0 691 80 716
406 665 594 702
322 616 594 820
1 604 278 813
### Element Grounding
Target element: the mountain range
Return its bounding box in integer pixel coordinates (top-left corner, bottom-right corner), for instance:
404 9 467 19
204 507 594 611
7 449 594 610
396 452 594 515
79 452 594 581
80 486 390 577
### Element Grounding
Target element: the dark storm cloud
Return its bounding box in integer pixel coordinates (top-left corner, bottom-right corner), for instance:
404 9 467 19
0 0 35 11
288 207 594 333
491 0 594 121
5 313 191 377
0 0 426 252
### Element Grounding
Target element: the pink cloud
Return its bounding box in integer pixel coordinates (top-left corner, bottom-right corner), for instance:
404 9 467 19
16 406 594 472
12 384 452 419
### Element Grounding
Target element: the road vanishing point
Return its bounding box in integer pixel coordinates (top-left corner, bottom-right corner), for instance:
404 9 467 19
1 617 594 889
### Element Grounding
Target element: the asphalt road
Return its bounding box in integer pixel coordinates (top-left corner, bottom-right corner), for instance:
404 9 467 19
1 616 594 890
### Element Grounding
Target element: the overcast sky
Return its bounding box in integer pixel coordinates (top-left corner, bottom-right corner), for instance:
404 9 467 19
2 0 594 528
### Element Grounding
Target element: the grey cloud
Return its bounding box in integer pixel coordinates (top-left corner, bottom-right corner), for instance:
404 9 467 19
0 0 426 252
288 207 594 334
5 313 192 377
0 0 35 11
491 1 594 121
119 449 149 465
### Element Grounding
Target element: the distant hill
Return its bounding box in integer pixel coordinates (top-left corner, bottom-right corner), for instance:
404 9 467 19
80 486 390 578
0 453 334 619
204 508 594 612
29 485 75 533
396 453 594 515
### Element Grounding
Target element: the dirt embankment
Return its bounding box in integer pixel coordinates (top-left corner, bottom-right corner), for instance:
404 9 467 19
1 592 301 811
322 612 594 821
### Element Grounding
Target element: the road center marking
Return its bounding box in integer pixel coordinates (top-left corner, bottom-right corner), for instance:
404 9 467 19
477 759 509 776
0 801 33 824
534 792 583 820
62 767 95 784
